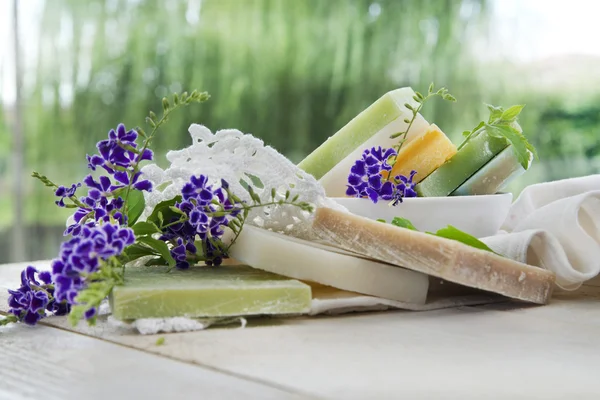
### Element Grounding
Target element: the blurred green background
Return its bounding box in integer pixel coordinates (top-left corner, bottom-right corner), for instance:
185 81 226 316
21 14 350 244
1 0 599 263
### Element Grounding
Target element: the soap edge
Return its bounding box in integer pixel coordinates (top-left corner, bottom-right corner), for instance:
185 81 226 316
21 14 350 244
312 207 556 305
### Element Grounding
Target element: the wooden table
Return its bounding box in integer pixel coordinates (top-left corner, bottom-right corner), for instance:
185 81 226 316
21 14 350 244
2 261 600 400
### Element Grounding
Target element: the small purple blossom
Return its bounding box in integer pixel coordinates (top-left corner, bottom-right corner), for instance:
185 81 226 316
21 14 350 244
392 170 418 205
52 224 134 308
7 266 69 325
87 123 153 173
160 175 242 268
346 146 418 204
55 183 81 207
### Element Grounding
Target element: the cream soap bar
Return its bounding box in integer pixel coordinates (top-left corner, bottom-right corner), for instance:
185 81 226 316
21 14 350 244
313 207 555 304
385 124 457 184
229 225 429 304
298 88 430 196
110 264 312 320
452 146 529 196
415 131 509 197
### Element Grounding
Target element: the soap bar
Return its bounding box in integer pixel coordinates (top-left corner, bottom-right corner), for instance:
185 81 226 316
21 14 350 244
229 225 429 304
110 264 312 320
298 88 430 196
312 207 555 304
415 131 509 197
384 124 457 184
452 146 529 196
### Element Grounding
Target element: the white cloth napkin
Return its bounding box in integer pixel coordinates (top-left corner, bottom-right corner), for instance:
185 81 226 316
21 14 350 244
481 175 600 290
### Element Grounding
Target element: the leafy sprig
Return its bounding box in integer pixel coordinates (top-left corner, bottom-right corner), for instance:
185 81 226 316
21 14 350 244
68 257 124 326
389 82 456 152
458 103 538 169
124 90 210 212
0 314 18 326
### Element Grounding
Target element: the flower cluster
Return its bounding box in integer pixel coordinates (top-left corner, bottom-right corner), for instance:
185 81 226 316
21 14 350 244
5 91 213 328
87 123 153 192
60 124 154 236
51 223 134 318
6 123 154 326
346 146 417 204
7 266 69 325
160 175 242 269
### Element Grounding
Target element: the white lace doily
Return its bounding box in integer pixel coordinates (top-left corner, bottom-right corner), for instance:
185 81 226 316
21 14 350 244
140 124 345 239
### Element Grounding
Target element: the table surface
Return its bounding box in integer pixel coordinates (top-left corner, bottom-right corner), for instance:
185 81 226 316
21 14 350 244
1 261 600 400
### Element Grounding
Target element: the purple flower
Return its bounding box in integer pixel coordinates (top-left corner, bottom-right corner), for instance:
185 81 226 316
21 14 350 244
87 123 153 173
7 266 69 325
346 147 396 203
161 176 242 268
346 147 418 205
392 170 418 205
55 183 81 207
52 224 134 309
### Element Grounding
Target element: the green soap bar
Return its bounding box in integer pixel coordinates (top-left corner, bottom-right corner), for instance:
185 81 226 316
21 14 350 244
415 131 509 197
451 146 527 196
298 88 419 180
110 265 312 320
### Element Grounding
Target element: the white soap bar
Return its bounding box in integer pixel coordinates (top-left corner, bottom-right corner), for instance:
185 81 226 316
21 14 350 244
229 225 429 304
318 90 431 197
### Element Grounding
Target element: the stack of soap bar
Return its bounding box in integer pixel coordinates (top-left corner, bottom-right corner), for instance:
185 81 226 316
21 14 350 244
229 225 429 304
312 207 555 304
452 146 529 196
415 131 509 197
384 124 457 184
297 87 431 197
110 265 312 320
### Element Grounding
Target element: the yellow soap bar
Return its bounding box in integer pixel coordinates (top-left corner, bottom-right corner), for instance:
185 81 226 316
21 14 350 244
386 124 457 183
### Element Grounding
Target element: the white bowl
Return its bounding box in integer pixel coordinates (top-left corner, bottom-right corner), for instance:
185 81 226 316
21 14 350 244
332 193 513 238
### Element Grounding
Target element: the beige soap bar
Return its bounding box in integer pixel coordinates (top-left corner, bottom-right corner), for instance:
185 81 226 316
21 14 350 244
312 208 555 304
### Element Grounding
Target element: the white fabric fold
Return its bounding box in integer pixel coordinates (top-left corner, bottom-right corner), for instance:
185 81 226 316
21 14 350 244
481 175 600 290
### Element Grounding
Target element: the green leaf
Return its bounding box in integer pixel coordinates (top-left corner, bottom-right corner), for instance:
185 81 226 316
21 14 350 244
123 243 159 262
127 190 145 226
433 225 496 254
457 121 485 150
132 221 161 236
486 124 532 169
145 257 168 266
501 104 525 122
385 217 499 256
428 82 435 93
390 217 418 231
443 94 457 102
137 237 176 267
147 196 181 225
485 103 504 123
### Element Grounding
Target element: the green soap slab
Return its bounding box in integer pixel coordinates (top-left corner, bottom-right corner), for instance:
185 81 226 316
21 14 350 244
415 131 509 197
451 146 527 196
298 88 416 180
110 265 312 320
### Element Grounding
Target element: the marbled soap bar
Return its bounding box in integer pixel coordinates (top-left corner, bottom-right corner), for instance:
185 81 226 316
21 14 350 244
229 225 429 304
110 264 312 320
415 131 509 197
298 88 430 196
384 124 456 184
452 146 529 196
313 207 555 304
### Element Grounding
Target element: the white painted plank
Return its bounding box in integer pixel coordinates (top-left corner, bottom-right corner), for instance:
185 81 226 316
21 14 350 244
0 322 308 400
3 262 600 399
